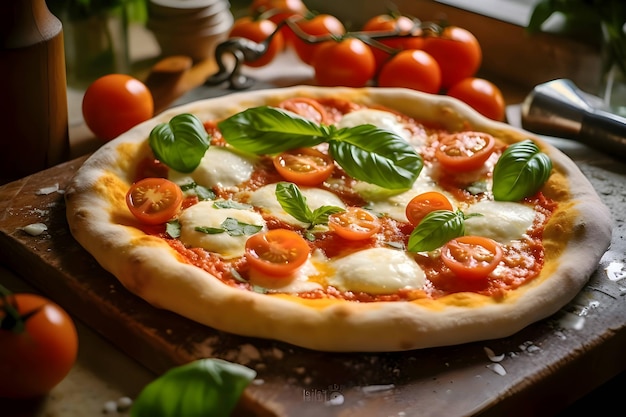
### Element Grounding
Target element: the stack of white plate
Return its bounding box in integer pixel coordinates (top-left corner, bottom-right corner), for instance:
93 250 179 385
147 0 234 62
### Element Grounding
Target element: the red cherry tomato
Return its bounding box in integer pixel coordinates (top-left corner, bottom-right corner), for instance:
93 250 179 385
229 16 284 67
435 131 496 171
278 97 330 124
250 0 307 23
422 26 482 90
126 178 184 225
289 14 346 65
273 147 335 186
362 14 421 70
447 77 506 121
245 229 311 276
312 37 376 87
328 207 381 240
82 74 154 141
377 49 441 94
441 236 503 280
405 191 454 226
0 292 78 398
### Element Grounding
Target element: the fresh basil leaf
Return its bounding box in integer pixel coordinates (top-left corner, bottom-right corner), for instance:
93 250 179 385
309 205 345 226
130 358 256 417
166 220 181 238
149 114 210 173
213 200 253 210
329 125 423 190
275 182 314 224
195 218 263 236
492 140 552 201
407 210 466 252
180 181 216 201
217 106 328 154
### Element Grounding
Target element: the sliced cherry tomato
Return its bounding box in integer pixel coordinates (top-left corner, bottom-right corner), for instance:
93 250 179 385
312 37 376 88
405 191 454 226
289 14 346 65
328 207 381 240
0 292 78 398
447 77 506 121
229 16 284 67
422 26 482 89
245 229 310 276
82 74 154 141
441 236 503 280
273 147 335 186
126 178 184 225
377 49 442 94
435 132 496 171
278 97 330 124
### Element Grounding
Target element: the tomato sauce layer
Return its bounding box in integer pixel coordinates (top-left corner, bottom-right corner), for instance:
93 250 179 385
145 97 557 302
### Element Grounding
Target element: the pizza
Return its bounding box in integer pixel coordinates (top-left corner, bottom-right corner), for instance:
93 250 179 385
65 86 612 352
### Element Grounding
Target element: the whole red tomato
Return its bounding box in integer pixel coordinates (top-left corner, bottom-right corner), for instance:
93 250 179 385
0 291 78 399
362 13 423 71
82 74 154 142
377 49 441 94
422 26 482 90
312 37 376 87
289 13 346 65
250 0 308 46
447 77 506 121
229 16 285 67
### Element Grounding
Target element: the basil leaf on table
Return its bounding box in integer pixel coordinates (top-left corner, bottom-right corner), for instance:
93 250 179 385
407 210 467 252
130 358 256 417
492 140 552 201
218 106 423 190
149 113 210 173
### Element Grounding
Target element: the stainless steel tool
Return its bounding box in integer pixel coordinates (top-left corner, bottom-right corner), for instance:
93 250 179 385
521 79 626 158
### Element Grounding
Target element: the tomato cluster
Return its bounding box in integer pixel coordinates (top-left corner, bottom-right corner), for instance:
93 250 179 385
229 1 505 121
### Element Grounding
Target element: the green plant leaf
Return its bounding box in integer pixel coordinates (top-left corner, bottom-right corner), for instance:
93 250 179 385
407 210 466 252
130 358 256 417
329 125 423 190
527 0 556 33
275 182 344 228
492 140 552 201
217 106 328 154
149 113 210 173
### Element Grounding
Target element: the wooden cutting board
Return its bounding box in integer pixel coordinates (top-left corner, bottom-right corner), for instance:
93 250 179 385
1 147 625 417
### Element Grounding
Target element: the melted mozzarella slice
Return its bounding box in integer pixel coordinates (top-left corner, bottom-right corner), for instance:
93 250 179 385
337 109 411 141
169 146 258 189
464 200 536 244
249 183 346 227
179 201 266 259
328 247 425 294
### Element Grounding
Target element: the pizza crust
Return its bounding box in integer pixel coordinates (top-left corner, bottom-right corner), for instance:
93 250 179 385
65 87 612 351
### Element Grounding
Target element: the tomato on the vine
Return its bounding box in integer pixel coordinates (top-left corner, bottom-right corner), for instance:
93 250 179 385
82 74 154 141
362 13 422 71
405 191 454 226
289 13 346 65
312 37 376 87
328 207 381 240
422 26 482 90
126 178 184 225
229 16 285 67
250 0 308 46
278 97 330 124
273 147 335 186
447 77 506 121
245 229 311 277
441 236 503 280
435 131 496 172
0 290 78 399
377 49 441 94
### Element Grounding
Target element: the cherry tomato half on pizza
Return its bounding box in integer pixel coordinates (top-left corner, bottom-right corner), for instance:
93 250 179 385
245 229 311 276
0 291 78 398
278 97 330 124
435 131 496 171
405 191 454 226
441 236 503 280
328 207 381 240
273 147 335 186
126 178 184 225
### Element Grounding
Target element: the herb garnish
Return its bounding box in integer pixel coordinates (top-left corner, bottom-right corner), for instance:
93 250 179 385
218 106 423 190
195 218 263 237
275 182 345 231
407 210 480 252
